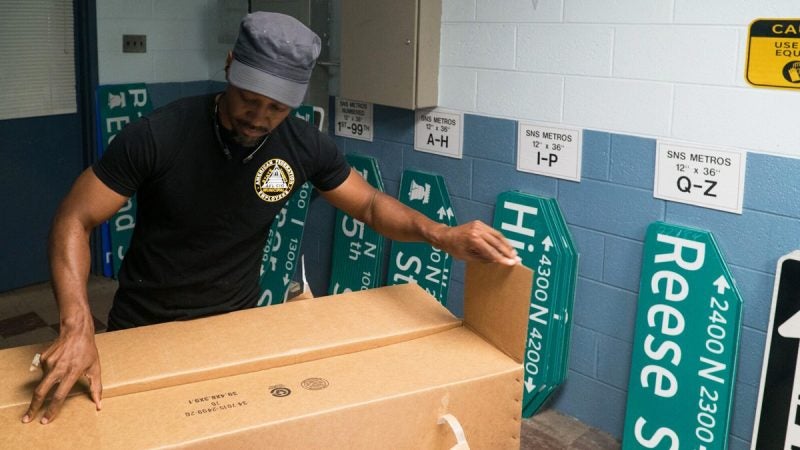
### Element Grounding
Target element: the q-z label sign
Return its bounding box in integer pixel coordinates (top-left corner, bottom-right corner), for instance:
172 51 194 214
654 142 746 214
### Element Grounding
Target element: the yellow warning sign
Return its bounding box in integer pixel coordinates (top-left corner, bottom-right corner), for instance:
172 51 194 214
746 19 800 89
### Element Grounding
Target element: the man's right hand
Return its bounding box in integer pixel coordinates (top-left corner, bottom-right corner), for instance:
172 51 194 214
21 324 103 424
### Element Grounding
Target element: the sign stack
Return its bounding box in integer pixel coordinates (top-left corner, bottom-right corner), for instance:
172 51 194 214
96 84 153 277
257 182 313 306
492 191 578 417
328 154 386 295
256 105 321 305
387 170 456 305
623 222 742 450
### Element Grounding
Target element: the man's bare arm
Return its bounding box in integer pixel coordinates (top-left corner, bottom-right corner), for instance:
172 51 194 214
321 169 519 265
23 168 128 424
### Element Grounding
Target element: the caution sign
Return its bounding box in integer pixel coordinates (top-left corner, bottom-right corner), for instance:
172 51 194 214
752 251 800 449
746 19 800 89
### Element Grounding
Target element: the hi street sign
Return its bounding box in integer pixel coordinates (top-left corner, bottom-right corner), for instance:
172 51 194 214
96 84 152 277
623 222 742 450
493 191 578 418
328 154 386 295
752 251 800 450
387 170 456 305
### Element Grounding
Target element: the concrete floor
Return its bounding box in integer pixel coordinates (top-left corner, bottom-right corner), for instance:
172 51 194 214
0 277 620 449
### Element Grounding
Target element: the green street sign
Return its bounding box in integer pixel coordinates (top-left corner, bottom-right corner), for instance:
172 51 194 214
292 105 314 123
328 154 386 295
256 105 319 305
493 191 578 418
258 182 313 306
623 222 742 450
387 170 456 304
96 84 153 278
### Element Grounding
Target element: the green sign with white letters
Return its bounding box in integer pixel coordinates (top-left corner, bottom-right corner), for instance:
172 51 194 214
96 84 153 277
328 154 386 295
493 191 578 418
257 182 313 306
622 222 742 450
256 105 318 305
387 170 456 305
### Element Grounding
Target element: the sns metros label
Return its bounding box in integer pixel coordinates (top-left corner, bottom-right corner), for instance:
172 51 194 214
623 222 742 450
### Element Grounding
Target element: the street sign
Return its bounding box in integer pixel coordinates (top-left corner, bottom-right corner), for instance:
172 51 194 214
258 182 313 306
96 84 153 277
414 108 463 159
654 142 747 214
387 170 456 305
623 222 742 450
257 106 318 305
328 154 386 295
334 97 373 141
517 122 582 182
752 251 800 450
746 19 800 90
493 191 578 418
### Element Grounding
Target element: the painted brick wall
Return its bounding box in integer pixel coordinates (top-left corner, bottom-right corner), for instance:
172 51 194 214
96 0 237 85
439 0 800 157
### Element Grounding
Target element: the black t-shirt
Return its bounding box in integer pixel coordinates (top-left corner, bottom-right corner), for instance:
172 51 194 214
93 93 350 329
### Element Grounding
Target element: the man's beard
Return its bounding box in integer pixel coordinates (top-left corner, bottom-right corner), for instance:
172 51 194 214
232 120 270 147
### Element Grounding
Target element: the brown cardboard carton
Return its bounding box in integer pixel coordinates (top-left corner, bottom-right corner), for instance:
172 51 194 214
0 262 532 449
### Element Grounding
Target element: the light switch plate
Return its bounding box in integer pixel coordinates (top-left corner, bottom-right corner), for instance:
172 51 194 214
123 34 147 53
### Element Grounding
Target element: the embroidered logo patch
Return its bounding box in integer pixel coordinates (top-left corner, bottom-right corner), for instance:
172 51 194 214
255 158 295 203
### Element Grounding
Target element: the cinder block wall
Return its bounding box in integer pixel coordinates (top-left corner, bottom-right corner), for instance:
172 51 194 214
96 0 233 85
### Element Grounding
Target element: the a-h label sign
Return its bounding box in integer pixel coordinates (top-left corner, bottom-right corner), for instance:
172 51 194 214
752 251 800 450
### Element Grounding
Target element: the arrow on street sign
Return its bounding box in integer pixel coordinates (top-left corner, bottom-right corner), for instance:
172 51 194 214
713 275 730 294
542 236 553 252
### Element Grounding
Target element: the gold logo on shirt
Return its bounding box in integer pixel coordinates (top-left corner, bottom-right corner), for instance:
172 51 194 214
254 158 295 203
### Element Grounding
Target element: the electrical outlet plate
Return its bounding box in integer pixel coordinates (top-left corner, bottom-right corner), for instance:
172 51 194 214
123 34 147 53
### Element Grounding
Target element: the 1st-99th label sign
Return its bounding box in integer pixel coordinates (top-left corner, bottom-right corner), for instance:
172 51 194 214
335 98 373 141
654 142 747 214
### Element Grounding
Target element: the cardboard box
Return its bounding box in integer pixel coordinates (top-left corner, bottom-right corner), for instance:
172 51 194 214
0 262 532 449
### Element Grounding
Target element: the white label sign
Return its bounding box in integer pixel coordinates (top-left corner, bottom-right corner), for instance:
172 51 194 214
414 108 463 159
334 98 373 142
654 142 747 214
517 123 582 181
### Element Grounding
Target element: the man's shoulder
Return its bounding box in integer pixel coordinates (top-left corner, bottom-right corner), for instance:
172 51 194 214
147 93 216 124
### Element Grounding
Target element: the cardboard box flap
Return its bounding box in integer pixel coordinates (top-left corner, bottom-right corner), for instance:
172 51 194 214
464 262 533 364
0 283 460 408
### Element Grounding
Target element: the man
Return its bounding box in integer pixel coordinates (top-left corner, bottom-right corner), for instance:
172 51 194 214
22 12 519 425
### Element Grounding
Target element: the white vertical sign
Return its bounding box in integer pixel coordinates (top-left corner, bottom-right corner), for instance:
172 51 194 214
414 108 463 159
334 98 373 142
517 123 582 182
654 142 747 214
